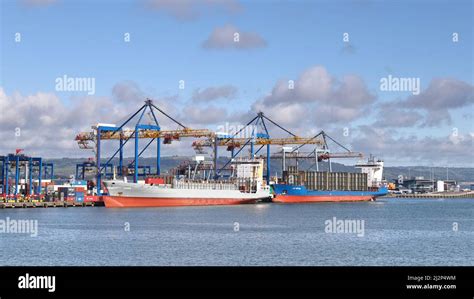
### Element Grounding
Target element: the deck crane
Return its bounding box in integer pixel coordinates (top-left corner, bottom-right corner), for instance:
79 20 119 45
74 99 214 194
191 112 325 184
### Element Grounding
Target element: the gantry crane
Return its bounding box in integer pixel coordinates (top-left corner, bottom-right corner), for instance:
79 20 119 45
75 99 362 191
191 112 326 183
0 149 52 198
76 128 213 144
271 130 364 172
74 99 214 194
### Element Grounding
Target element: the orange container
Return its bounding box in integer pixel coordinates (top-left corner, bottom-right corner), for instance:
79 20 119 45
145 178 165 185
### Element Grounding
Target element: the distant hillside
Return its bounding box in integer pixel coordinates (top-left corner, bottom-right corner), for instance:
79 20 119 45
44 156 474 182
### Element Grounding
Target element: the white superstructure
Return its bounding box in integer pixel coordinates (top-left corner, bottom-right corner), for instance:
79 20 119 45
355 156 384 188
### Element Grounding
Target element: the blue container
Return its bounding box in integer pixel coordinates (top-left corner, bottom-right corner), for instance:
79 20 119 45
75 192 85 202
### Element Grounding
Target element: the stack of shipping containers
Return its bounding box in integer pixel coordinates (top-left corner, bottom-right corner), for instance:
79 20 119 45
283 169 368 191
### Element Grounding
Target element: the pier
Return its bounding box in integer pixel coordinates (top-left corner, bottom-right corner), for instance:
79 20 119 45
0 201 101 208
386 191 474 199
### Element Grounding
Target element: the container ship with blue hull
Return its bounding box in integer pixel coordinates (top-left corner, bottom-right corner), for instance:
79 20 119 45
272 157 388 203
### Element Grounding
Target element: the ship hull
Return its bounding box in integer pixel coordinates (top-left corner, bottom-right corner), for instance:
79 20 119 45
272 184 388 203
102 195 258 208
103 180 271 208
272 195 375 203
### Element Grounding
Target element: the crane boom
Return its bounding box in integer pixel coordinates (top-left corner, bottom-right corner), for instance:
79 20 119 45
75 128 214 141
271 151 363 160
192 136 324 149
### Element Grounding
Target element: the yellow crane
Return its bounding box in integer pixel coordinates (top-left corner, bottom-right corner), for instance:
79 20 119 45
75 128 214 147
192 136 325 152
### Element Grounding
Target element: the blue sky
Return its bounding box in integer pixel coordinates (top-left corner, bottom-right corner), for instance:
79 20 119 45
0 0 473 166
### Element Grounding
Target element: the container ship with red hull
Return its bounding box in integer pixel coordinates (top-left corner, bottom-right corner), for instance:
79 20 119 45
102 159 272 208
272 157 388 203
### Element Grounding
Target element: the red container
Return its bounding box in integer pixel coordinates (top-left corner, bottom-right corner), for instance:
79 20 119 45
85 195 101 202
145 178 165 185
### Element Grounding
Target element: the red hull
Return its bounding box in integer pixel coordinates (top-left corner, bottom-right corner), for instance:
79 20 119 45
273 195 374 203
102 196 258 208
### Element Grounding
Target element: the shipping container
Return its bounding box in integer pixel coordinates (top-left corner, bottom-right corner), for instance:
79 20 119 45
145 177 165 185
84 195 100 202
297 171 368 191
67 187 76 197
287 166 298 174
75 192 85 202
58 187 69 201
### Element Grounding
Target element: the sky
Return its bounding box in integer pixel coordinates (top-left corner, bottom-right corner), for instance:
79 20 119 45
0 0 473 167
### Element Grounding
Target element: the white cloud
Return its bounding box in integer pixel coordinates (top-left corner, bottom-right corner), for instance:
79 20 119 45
400 78 474 126
294 66 334 101
251 101 309 131
351 126 474 166
1 73 472 165
202 24 267 49
0 88 116 157
181 105 228 124
405 78 473 110
373 106 423 128
370 78 474 128
0 84 189 158
112 81 146 105
255 66 375 128
192 85 237 102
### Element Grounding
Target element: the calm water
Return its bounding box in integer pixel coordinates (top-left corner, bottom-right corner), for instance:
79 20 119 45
0 198 472 266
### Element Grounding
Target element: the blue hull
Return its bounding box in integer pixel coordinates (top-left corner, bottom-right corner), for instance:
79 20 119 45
272 184 388 197
272 184 388 203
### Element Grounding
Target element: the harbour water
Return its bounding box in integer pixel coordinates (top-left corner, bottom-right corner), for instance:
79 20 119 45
0 198 472 266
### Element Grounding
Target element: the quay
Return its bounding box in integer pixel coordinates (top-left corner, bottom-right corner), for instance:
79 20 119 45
386 191 474 199
0 201 102 208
